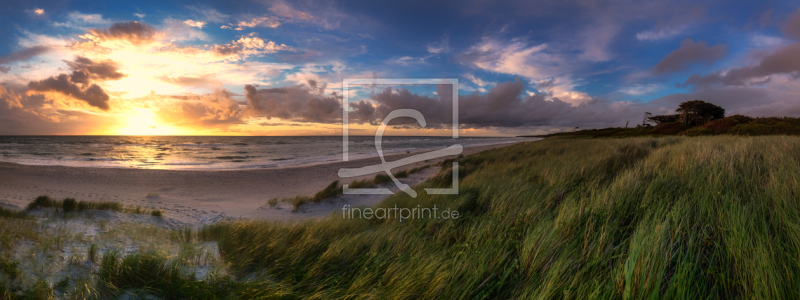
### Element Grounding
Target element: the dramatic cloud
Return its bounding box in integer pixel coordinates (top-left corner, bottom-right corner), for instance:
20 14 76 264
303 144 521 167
24 56 125 111
156 89 246 128
27 74 111 110
65 56 125 84
680 42 800 87
79 21 158 47
652 39 728 75
244 80 342 123
0 46 50 64
784 8 800 40
351 80 654 129
457 38 590 105
0 85 116 135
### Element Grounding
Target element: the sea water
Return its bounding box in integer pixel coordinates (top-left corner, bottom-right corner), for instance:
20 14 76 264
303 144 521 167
0 136 526 170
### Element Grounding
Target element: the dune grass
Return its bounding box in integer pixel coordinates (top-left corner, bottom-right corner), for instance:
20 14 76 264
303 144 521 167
267 165 432 212
0 207 30 220
8 136 800 298
192 136 800 299
25 196 163 217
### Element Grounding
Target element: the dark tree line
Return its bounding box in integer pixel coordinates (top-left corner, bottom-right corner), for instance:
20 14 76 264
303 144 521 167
647 100 725 127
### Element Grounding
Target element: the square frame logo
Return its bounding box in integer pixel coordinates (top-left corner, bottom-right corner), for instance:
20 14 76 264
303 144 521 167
338 78 462 198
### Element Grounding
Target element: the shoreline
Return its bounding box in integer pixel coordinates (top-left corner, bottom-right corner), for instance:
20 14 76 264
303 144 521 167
0 142 524 225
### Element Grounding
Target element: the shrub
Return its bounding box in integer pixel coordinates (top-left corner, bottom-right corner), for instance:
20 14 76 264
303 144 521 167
0 207 29 219
374 173 392 184
348 179 373 188
679 127 712 136
151 210 163 217
89 244 99 263
648 122 689 135
62 198 77 212
311 180 342 201
26 195 58 210
702 114 754 134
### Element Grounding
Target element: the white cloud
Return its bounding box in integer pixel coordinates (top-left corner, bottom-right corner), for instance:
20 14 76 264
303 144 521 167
426 36 450 54
183 20 207 28
134 13 146 18
459 38 590 105
636 25 688 41
34 8 45 15
186 6 229 23
53 12 112 28
465 74 494 87
620 84 662 95
749 35 788 48
225 16 281 30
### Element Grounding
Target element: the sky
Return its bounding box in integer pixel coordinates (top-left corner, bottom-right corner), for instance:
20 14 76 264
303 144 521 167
0 0 799 136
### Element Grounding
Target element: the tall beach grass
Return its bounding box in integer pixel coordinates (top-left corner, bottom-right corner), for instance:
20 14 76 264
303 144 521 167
200 136 800 299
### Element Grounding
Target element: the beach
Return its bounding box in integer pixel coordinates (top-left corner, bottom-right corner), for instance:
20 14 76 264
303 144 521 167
0 143 514 226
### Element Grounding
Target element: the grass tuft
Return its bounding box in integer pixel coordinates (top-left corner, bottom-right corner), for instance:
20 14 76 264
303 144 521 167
0 207 30 220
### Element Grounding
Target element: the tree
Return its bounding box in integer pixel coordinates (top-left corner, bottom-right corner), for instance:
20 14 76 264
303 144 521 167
646 100 725 127
647 114 679 125
676 100 725 126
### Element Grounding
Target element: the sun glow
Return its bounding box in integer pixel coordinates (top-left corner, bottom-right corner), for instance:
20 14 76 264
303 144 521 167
116 108 177 135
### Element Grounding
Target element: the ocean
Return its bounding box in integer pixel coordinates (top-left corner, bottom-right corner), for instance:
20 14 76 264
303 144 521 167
0 136 527 170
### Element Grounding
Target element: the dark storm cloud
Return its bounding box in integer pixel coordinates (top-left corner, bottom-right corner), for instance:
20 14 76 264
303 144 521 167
356 79 800 130
0 46 50 65
355 80 654 129
652 39 728 75
27 74 110 110
680 42 800 87
783 8 800 40
85 21 157 45
244 81 342 123
66 56 125 84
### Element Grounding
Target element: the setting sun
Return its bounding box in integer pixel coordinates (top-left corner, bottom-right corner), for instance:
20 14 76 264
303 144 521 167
115 108 176 135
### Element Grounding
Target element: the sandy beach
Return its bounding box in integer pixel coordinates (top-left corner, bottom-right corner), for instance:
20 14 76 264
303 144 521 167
0 143 517 226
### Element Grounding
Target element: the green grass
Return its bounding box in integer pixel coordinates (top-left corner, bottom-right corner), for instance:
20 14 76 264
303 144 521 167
25 196 162 216
194 136 800 299
96 251 290 299
538 115 800 139
0 207 30 220
268 165 432 212
10 136 800 298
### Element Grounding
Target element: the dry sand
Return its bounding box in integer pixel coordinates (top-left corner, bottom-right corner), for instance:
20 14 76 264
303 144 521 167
0 142 520 226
